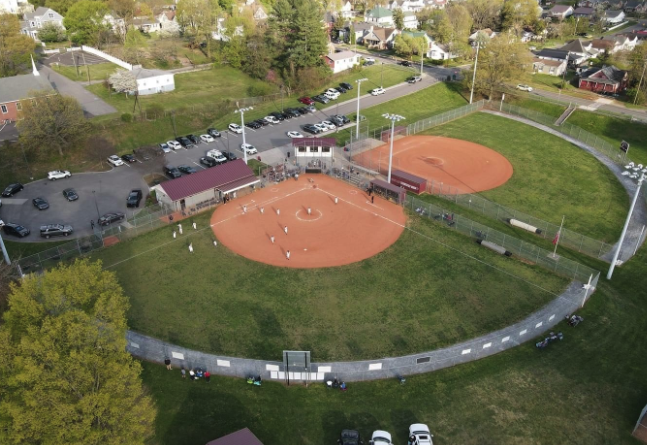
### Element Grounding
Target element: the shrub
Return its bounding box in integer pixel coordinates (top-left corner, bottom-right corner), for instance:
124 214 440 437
121 113 133 122
145 104 165 120
247 83 274 98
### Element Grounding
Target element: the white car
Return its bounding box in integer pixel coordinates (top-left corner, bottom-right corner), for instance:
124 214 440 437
200 134 215 143
371 87 386 96
409 424 433 445
228 123 243 134
364 57 376 63
325 88 340 98
47 170 71 180
287 131 304 138
167 140 182 150
320 120 336 131
370 430 392 445
313 123 327 132
324 91 339 100
107 155 124 167
159 142 171 153
264 116 280 124
517 84 533 92
241 143 258 154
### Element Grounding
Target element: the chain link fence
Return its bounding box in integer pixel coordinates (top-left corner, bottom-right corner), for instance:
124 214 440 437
406 100 487 135
405 194 600 283
101 204 173 242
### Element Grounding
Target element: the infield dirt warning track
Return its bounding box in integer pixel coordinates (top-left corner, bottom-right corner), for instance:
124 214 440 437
353 136 514 194
210 175 407 268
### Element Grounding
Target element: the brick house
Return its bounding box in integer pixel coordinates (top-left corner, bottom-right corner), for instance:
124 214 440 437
0 63 54 123
578 65 628 93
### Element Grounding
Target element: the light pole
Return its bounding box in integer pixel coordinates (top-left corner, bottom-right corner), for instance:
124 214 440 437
561 51 570 89
350 77 369 161
633 58 647 106
382 113 405 183
235 106 253 165
381 62 384 88
469 42 480 104
607 163 647 280
0 225 11 265
92 190 101 220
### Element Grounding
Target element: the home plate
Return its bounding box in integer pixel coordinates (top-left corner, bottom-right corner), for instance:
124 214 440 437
304 248 308 251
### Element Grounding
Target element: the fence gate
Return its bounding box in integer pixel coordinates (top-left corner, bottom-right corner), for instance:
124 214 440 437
282 350 311 386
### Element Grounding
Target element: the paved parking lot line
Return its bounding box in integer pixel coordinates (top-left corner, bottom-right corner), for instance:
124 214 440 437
192 161 206 169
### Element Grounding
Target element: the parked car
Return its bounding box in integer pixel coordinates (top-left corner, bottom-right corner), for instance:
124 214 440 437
200 156 218 167
245 120 262 129
40 223 73 238
264 115 280 124
320 120 336 131
302 124 322 135
241 143 258 154
32 197 50 210
206 149 228 164
62 188 79 201
409 423 434 445
178 165 197 174
369 430 392 445
285 108 301 118
228 123 243 133
335 114 351 124
280 111 293 120
121 154 137 163
371 87 386 96
339 429 363 445
287 131 304 138
364 59 375 66
269 112 285 121
408 75 422 83
254 118 269 126
297 107 310 115
313 123 327 132
176 137 194 148
200 134 215 143
98 212 125 226
224 152 238 161
313 95 330 104
107 155 124 167
298 96 315 105
167 140 182 150
126 189 143 208
207 128 222 138
330 115 345 127
400 60 413 67
305 104 316 113
517 84 533 92
335 86 347 94
159 142 171 153
164 165 182 178
47 170 71 180
2 222 30 237
340 82 353 90
186 134 200 145
2 183 23 197
364 57 375 63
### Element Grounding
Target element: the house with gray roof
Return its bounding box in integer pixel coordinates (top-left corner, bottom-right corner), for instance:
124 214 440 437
0 60 55 123
603 9 625 23
20 7 64 41
130 66 175 95
548 5 574 19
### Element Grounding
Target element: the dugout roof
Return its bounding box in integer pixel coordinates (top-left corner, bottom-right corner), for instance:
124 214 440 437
292 138 336 147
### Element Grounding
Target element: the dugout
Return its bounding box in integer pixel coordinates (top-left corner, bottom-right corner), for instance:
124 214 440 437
390 170 426 194
371 179 406 204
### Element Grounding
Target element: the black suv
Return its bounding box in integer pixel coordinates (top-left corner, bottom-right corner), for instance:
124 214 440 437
339 429 362 445
186 134 200 145
335 86 347 94
207 128 222 138
200 156 217 167
178 165 197 174
176 137 193 148
400 60 413 67
2 183 23 197
2 222 30 237
98 212 125 226
330 115 346 127
40 224 73 239
340 82 353 90
224 152 237 161
270 111 285 121
246 120 262 129
164 165 182 178
285 108 301 118
127 189 143 208
33 197 50 210
62 188 79 201
302 124 322 135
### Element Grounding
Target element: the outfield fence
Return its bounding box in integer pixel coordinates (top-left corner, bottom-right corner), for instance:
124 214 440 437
101 204 173 243
405 195 600 283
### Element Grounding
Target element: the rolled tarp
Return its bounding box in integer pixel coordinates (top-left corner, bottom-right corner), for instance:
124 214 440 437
506 218 542 234
477 239 512 257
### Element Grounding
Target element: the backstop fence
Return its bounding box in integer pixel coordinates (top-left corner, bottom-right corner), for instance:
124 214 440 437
405 194 600 284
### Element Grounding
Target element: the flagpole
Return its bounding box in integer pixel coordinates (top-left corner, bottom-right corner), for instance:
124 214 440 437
551 215 565 258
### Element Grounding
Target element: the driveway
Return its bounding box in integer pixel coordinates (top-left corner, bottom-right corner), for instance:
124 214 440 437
37 64 117 117
0 165 148 243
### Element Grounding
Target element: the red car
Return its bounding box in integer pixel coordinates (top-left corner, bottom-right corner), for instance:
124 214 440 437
298 96 315 105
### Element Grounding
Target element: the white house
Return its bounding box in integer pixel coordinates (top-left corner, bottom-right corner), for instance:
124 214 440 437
325 50 360 73
20 7 64 41
387 0 426 12
239 0 268 22
1 0 32 14
365 7 394 27
429 40 457 60
212 17 244 41
548 5 574 19
402 11 418 29
104 13 126 36
532 57 567 76
603 9 625 24
157 10 180 35
131 66 175 95
340 0 354 18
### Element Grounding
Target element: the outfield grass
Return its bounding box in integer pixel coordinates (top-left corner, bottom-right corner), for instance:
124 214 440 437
52 62 121 82
423 112 628 241
566 110 647 165
89 206 566 361
507 97 567 119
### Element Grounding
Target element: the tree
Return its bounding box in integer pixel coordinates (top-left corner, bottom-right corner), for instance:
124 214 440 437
63 0 111 47
38 22 67 42
0 260 156 445
109 0 136 41
393 8 404 30
243 29 271 79
472 36 532 98
501 0 541 30
350 23 356 45
177 0 222 58
287 0 330 71
0 14 37 78
465 0 503 30
45 0 81 15
109 69 137 96
17 92 89 157
123 28 148 64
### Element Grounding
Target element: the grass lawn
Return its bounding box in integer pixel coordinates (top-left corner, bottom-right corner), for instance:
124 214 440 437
88 207 566 361
526 72 595 98
566 110 647 165
507 97 567 119
423 112 628 241
52 62 121 82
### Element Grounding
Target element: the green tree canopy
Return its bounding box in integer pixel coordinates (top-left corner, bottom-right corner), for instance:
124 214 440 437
63 0 111 47
0 260 156 445
472 36 532 98
38 21 67 42
393 8 404 30
0 13 37 77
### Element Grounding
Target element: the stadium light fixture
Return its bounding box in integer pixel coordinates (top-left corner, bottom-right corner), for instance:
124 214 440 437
235 106 253 165
382 113 405 183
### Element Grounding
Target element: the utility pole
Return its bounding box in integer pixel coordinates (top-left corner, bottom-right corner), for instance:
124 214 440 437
0 229 11 266
81 50 90 84
634 58 647 106
469 42 480 104
381 62 384 88
561 51 570 89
